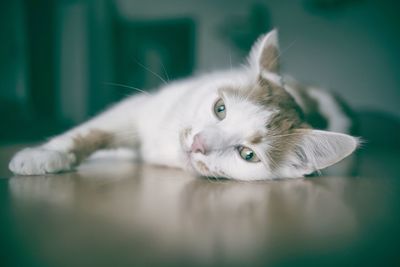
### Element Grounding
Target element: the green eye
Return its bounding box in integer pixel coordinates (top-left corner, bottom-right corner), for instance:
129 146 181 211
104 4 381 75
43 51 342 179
238 146 260 162
213 98 226 120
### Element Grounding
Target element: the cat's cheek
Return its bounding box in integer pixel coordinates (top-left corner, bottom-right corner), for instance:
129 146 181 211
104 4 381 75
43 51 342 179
221 160 272 181
179 127 194 152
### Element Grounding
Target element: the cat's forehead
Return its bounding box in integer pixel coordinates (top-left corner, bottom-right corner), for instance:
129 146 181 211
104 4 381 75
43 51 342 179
223 94 273 131
217 91 272 145
219 79 304 139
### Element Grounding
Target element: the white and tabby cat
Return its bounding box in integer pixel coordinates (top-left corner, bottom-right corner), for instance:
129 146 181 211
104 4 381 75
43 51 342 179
9 30 359 180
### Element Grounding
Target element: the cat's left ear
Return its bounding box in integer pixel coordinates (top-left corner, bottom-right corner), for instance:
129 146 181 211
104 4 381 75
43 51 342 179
247 29 280 75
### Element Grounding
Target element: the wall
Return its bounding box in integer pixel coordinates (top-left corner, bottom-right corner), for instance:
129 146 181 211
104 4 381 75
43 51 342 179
117 0 400 117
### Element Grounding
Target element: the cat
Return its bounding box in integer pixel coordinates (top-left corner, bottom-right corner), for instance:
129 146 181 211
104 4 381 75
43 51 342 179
9 29 359 180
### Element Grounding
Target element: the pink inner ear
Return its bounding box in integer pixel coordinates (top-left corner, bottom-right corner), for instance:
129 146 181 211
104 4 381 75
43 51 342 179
247 30 282 78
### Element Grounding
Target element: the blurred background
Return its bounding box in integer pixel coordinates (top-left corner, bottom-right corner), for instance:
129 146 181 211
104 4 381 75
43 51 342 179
1 0 400 144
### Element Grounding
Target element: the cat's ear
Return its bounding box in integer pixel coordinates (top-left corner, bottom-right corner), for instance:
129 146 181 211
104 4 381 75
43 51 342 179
247 29 280 75
287 129 359 175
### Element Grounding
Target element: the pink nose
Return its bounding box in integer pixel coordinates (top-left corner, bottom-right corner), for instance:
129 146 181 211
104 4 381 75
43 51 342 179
191 134 207 154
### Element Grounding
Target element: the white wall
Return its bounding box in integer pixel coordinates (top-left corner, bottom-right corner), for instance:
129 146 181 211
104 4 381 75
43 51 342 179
116 0 400 118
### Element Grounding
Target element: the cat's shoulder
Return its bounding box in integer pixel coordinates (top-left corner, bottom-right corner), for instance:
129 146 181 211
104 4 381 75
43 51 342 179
283 76 357 134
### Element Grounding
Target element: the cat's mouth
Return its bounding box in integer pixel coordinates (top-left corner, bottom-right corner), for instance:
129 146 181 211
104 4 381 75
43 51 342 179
179 127 212 176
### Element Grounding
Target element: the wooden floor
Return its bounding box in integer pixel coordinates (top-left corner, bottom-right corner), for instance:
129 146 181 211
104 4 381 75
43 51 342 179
0 146 399 267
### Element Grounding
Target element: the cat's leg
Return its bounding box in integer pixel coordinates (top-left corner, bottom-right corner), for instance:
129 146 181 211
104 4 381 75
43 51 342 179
9 96 144 175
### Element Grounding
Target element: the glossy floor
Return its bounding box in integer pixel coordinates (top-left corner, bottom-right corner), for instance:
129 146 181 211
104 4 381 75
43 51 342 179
0 147 399 267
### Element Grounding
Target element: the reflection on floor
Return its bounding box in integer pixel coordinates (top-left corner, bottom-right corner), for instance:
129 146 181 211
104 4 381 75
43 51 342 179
0 146 399 267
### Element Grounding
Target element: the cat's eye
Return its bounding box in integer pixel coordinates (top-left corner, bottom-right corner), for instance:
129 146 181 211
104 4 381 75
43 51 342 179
238 146 260 162
213 98 226 120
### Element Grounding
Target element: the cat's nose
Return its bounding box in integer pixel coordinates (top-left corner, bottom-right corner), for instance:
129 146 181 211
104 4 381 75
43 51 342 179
191 134 207 154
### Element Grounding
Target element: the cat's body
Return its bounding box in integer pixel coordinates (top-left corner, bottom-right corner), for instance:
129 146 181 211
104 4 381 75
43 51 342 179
9 30 359 180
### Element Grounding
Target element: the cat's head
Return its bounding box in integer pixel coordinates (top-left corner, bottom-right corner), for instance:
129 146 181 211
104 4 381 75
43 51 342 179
180 29 359 180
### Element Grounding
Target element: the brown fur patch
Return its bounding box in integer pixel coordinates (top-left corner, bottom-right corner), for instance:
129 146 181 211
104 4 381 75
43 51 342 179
71 129 114 163
249 132 263 144
265 128 305 171
265 101 305 168
253 77 304 131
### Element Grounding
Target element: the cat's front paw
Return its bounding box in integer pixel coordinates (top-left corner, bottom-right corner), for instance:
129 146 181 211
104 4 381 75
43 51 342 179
9 148 75 175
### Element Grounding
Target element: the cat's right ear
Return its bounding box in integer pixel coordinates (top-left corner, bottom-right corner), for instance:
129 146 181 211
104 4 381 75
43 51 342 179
247 29 280 76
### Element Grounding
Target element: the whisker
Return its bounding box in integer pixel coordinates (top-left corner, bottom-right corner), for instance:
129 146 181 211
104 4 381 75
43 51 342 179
228 49 233 71
268 132 305 138
134 58 168 85
104 82 151 95
160 61 170 82
264 147 279 170
269 39 297 68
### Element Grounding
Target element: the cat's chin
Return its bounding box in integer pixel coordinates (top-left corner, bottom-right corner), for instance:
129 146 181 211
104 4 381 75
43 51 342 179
183 152 211 177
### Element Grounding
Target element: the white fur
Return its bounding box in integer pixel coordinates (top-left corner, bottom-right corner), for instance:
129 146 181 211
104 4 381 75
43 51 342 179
9 30 358 180
283 83 306 110
308 88 351 133
261 70 283 86
9 148 75 175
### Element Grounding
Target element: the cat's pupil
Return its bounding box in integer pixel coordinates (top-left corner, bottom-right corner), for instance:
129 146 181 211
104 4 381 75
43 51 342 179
245 151 254 160
238 146 260 163
217 105 225 113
